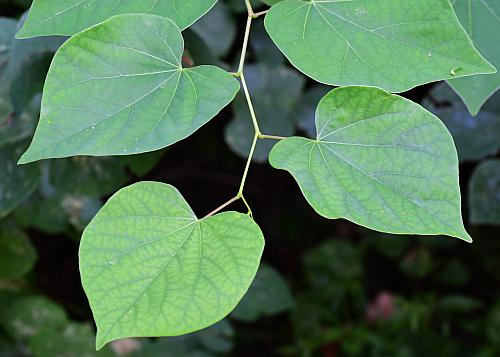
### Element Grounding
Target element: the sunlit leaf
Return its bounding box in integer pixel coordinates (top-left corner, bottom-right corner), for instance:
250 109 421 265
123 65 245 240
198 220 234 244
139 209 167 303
79 182 264 349
265 0 496 92
19 14 239 164
269 86 471 242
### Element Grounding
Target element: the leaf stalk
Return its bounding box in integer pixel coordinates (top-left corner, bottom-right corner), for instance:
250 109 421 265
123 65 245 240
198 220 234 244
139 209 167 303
205 1 285 218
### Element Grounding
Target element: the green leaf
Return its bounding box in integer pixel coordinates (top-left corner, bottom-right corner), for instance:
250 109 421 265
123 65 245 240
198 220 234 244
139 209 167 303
422 83 500 162
19 14 239 164
4 13 64 84
16 0 218 38
447 0 500 115
264 0 496 92
468 160 500 225
79 182 264 349
231 263 294 322
0 141 41 218
269 86 471 242
0 226 37 280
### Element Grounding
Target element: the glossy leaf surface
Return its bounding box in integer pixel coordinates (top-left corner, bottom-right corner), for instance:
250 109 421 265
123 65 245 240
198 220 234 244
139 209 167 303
265 0 495 92
80 182 264 349
19 14 239 163
269 86 471 242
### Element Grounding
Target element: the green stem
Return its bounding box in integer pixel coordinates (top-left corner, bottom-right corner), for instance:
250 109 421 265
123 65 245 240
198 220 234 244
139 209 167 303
237 132 258 196
238 15 252 74
240 74 261 134
203 196 239 219
241 195 253 217
259 134 287 140
205 1 274 218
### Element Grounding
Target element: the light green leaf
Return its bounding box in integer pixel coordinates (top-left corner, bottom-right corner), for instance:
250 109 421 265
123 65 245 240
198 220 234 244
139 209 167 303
79 182 264 349
469 160 500 225
447 0 500 115
264 0 496 92
231 263 294 321
269 86 471 242
422 83 500 162
0 141 41 218
17 0 218 38
19 14 239 164
0 226 37 280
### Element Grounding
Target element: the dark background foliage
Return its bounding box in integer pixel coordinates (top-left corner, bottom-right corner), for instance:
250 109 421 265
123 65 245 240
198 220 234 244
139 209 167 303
1 1 499 356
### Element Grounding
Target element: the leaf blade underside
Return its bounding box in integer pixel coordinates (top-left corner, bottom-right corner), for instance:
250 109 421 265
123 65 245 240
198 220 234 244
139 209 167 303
269 86 471 242
264 0 496 92
79 182 265 349
19 14 239 164
17 0 218 38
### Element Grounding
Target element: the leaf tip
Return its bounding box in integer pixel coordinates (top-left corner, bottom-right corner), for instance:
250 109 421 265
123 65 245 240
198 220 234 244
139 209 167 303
17 151 35 165
94 330 108 351
14 27 31 40
456 230 473 244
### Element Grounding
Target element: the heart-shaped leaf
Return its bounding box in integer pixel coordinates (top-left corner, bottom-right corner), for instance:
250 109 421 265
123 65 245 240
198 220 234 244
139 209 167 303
19 14 239 164
447 0 500 115
17 0 218 38
269 86 471 242
79 182 264 349
264 0 496 92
